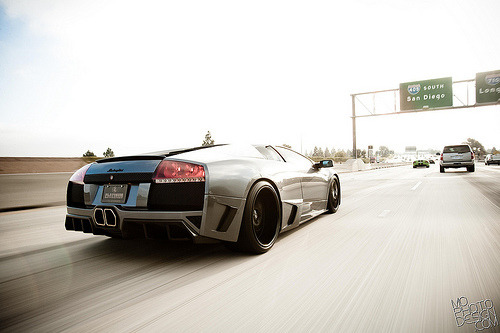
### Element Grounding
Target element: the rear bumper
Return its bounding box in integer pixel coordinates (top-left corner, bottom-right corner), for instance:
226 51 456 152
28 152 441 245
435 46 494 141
486 160 500 165
65 194 246 242
440 161 474 168
66 206 203 240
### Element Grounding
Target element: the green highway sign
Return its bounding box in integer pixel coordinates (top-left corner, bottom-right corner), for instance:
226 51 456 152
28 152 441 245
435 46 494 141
476 70 500 104
399 77 453 111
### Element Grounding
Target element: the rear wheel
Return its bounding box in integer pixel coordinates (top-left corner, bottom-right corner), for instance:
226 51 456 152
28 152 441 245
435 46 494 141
233 181 281 254
467 165 475 172
327 177 341 214
440 165 445 173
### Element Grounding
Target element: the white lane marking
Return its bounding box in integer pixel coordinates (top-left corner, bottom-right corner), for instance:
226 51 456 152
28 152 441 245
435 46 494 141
378 210 391 218
411 181 422 191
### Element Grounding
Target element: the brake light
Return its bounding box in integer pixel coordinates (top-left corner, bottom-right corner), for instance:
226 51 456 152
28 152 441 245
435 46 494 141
153 161 205 183
440 153 443 161
69 164 92 185
471 152 474 160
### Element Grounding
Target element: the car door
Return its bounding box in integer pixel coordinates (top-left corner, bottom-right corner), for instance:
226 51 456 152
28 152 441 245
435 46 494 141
273 147 329 220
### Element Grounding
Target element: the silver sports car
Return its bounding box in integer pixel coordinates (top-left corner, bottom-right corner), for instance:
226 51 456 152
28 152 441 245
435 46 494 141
65 144 341 253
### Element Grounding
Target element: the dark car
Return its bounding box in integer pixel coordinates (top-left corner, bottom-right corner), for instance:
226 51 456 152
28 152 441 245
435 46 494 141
485 154 500 165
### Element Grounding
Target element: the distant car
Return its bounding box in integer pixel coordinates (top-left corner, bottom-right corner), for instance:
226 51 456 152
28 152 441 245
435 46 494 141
64 144 341 254
429 159 435 164
440 144 475 173
485 154 500 165
413 159 429 168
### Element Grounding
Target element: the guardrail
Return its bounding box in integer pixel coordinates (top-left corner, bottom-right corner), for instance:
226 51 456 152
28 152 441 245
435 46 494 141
334 159 411 173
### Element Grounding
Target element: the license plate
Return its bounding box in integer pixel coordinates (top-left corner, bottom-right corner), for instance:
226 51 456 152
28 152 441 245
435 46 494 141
102 184 128 203
452 155 462 160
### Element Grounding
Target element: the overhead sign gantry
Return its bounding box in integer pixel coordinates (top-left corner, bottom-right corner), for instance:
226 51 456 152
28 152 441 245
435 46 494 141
350 70 500 158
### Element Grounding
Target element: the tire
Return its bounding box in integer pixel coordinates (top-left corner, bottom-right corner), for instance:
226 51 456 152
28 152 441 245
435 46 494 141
426 165 429 168
326 176 341 214
413 166 416 168
440 165 445 173
467 165 475 172
234 181 281 254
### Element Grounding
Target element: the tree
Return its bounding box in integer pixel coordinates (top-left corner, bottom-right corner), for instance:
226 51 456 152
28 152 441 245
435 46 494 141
103 148 115 158
335 150 346 157
324 147 331 158
378 146 391 157
282 144 292 149
356 149 366 158
491 147 499 154
83 150 96 157
464 138 486 156
202 131 215 146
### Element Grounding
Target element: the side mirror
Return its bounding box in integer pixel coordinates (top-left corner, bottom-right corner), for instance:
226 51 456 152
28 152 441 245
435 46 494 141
314 160 333 168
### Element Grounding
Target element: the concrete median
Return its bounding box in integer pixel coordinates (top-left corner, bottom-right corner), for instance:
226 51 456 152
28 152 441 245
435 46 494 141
0 159 410 212
0 173 71 211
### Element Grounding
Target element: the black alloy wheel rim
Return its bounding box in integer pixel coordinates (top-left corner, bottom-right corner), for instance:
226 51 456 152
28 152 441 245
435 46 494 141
252 199 265 239
251 187 279 247
331 180 339 207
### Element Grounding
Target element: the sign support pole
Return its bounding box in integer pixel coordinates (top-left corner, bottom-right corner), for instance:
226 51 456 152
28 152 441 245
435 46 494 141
351 94 357 159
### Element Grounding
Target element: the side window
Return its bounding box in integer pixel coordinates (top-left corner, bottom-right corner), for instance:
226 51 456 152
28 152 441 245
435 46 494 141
255 146 283 162
274 147 313 169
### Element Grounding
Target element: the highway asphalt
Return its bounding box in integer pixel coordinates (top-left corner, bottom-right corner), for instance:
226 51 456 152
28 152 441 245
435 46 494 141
1 164 499 332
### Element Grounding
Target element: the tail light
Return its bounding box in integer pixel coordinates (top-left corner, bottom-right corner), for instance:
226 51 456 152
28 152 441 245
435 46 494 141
440 153 443 161
153 160 205 183
471 152 474 160
69 164 92 185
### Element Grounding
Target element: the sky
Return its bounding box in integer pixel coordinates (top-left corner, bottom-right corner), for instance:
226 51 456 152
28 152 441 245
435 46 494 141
0 0 499 157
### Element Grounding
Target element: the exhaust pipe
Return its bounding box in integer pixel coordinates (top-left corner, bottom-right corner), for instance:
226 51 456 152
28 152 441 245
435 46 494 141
104 208 117 227
93 207 118 227
93 208 105 226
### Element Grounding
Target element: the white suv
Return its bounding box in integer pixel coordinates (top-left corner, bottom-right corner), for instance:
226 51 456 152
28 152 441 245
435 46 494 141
440 145 475 173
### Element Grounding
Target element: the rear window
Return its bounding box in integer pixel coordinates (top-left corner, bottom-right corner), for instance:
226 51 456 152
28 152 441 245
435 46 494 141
443 145 471 153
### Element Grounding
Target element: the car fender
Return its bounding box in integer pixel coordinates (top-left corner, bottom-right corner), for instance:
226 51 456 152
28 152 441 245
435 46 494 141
199 159 262 242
